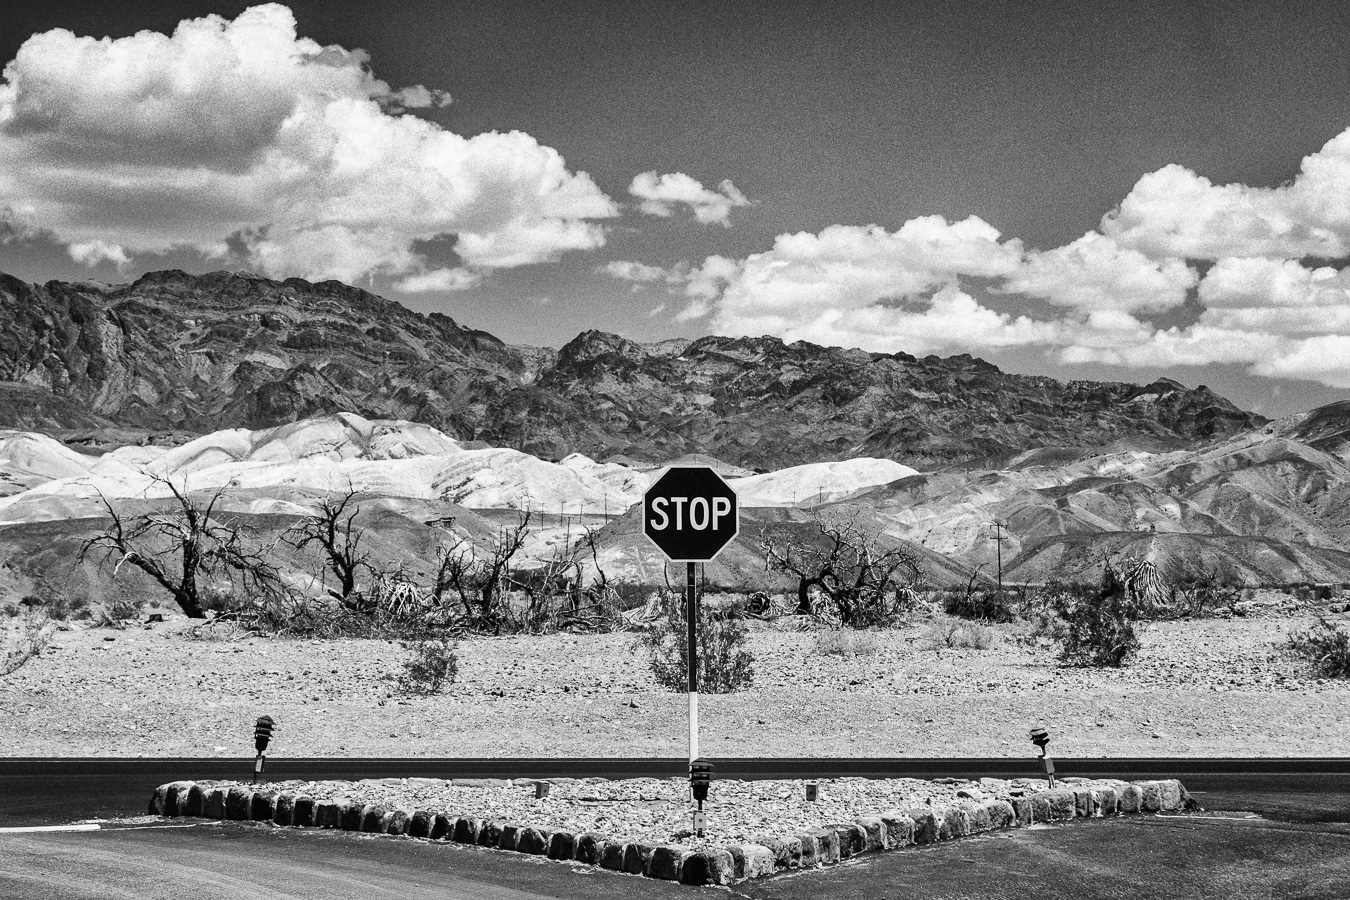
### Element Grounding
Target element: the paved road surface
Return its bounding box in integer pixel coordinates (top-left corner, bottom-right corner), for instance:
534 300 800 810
1 760 1348 899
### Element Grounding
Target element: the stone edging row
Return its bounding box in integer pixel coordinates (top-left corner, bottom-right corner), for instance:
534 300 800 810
150 778 1194 886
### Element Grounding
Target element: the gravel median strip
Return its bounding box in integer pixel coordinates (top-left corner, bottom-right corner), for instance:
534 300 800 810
150 774 1195 885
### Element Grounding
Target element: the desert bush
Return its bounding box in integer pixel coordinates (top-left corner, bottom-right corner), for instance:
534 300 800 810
607 579 657 611
1155 567 1240 619
396 635 460 695
814 628 883 657
1283 619 1350 677
1053 565 1142 667
922 618 995 650
2 609 55 676
93 596 143 629
636 590 755 693
943 588 1016 623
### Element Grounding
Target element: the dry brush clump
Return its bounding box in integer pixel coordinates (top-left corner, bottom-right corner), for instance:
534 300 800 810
1283 618 1350 677
635 589 755 693
1 607 55 676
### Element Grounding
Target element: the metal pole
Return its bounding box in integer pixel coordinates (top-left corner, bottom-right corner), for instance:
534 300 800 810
687 561 698 764
991 521 1004 591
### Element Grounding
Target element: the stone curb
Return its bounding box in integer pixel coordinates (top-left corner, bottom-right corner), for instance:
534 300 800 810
149 777 1195 886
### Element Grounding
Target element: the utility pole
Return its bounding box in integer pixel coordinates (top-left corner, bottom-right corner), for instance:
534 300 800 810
988 520 1006 591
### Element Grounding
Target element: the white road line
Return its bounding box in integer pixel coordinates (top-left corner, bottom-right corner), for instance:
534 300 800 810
0 824 102 834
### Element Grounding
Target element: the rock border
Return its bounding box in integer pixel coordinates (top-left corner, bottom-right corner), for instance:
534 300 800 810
149 777 1194 886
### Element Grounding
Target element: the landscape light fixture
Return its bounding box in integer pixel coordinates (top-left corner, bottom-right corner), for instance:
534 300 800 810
1029 725 1056 788
805 782 819 802
690 758 713 836
253 715 275 784
535 781 551 800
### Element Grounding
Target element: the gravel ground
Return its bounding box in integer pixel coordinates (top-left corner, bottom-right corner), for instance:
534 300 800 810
2 599 1348 757
192 774 1101 849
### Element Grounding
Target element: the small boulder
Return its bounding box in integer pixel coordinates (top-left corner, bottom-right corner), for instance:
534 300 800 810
360 806 388 833
340 801 365 831
272 793 295 826
854 816 885 850
292 796 315 827
250 792 277 822
646 845 686 880
408 810 432 838
225 787 253 821
573 832 606 865
622 842 653 875
1137 781 1163 812
517 827 550 855
385 809 411 836
452 817 481 843
203 788 227 819
498 824 522 851
879 811 915 847
476 820 504 847
679 849 734 886
429 814 453 840
547 831 575 860
905 809 939 844
599 840 627 870
982 799 1014 829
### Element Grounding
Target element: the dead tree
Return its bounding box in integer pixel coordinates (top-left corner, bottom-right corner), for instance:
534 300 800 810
285 485 370 607
431 511 531 633
760 511 921 627
80 476 281 619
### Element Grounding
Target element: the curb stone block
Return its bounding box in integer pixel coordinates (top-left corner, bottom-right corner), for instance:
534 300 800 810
879 812 915 848
906 809 939 844
623 842 654 875
752 836 801 869
499 824 523 851
360 806 387 833
813 827 841 863
162 782 192 816
273 793 295 826
430 814 453 840
292 797 315 827
408 810 432 838
547 831 576 860
855 816 885 850
1071 788 1092 818
938 806 970 840
477 820 504 847
1029 794 1052 823
385 809 410 836
340 801 365 831
1158 780 1182 811
1090 787 1118 817
833 823 866 858
599 840 627 870
1044 789 1076 820
518 827 549 855
1139 782 1162 813
730 844 774 879
225 787 253 821
250 792 277 822
1118 784 1142 814
574 832 605 865
453 817 481 843
982 799 1014 830
1007 796 1031 826
646 845 685 880
148 784 168 816
961 801 991 833
796 832 821 867
204 788 226 819
183 784 206 818
313 800 340 829
680 849 733 886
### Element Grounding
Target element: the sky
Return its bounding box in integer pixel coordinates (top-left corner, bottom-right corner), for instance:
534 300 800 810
3 1 1350 417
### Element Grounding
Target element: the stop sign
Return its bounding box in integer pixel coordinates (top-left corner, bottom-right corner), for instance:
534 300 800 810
643 466 740 562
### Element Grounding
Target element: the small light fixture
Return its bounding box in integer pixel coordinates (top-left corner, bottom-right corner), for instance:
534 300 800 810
689 758 713 836
535 781 551 800
805 783 818 802
1029 724 1056 788
253 715 275 784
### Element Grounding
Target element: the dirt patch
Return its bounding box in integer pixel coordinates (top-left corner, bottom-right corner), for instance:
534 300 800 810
2 605 1348 757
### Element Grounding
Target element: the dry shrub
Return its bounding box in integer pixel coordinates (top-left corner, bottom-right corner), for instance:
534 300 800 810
922 618 995 650
814 629 883 657
1284 619 1350 677
636 590 755 693
396 635 460 695
1 609 55 676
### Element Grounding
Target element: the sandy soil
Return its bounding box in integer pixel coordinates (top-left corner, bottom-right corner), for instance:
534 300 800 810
2 602 1348 758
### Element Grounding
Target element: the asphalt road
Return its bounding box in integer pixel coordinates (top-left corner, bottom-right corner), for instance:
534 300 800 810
1 759 1348 899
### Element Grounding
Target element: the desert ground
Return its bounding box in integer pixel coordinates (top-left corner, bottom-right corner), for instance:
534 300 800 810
3 593 1347 759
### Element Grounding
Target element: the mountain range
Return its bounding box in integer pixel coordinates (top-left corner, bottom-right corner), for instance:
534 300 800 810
0 269 1262 470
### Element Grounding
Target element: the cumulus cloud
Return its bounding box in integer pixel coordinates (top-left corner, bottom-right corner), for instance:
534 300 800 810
1101 129 1350 260
0 4 617 283
68 239 131 268
628 171 750 226
1004 232 1197 313
393 267 481 293
603 260 676 284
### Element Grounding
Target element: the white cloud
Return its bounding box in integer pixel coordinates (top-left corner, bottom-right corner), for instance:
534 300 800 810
0 4 617 283
1101 129 1350 260
1004 231 1197 313
603 260 675 283
628 171 750 226
68 239 130 268
393 267 481 293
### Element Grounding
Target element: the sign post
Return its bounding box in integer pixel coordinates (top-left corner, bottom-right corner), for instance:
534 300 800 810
643 467 739 768
644 467 738 837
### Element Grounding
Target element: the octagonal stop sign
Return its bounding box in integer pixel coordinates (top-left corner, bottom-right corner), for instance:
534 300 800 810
643 467 739 562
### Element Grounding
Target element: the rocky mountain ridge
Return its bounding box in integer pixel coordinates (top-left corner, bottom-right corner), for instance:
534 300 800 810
0 269 1265 470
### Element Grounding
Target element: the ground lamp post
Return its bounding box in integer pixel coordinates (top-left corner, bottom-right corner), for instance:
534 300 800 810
1029 724 1055 788
689 758 713 836
642 467 739 827
253 715 275 784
